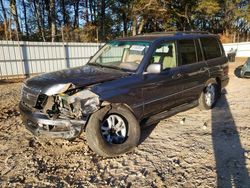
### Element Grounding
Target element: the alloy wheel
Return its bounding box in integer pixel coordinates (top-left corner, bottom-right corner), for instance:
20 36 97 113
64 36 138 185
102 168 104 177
100 114 128 144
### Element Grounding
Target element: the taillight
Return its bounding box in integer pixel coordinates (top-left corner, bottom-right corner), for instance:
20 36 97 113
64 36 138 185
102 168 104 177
223 66 229 75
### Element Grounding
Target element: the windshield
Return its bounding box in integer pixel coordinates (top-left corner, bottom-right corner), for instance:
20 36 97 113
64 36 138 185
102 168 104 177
89 41 150 71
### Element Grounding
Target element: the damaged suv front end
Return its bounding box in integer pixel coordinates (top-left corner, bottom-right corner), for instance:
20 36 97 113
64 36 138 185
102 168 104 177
20 39 150 157
19 82 100 139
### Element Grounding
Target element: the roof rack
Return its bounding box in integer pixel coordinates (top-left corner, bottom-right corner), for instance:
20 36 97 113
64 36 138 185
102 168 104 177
140 31 210 36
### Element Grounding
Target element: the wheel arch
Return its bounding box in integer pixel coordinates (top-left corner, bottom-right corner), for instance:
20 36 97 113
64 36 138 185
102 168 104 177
84 102 137 131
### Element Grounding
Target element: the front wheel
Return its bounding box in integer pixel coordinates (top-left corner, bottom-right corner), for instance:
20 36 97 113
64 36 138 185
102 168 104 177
199 82 219 110
86 105 140 157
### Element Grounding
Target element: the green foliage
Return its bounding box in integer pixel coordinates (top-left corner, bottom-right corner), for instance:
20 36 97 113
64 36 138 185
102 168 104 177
196 0 220 16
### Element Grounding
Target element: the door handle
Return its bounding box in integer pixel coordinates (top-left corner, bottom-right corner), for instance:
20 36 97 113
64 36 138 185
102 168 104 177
172 73 183 79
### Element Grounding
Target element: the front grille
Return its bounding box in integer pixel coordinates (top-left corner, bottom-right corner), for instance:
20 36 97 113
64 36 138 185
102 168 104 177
36 94 48 109
21 85 41 107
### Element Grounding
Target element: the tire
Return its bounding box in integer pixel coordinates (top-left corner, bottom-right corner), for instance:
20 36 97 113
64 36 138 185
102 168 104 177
199 80 219 110
240 68 244 78
86 105 140 157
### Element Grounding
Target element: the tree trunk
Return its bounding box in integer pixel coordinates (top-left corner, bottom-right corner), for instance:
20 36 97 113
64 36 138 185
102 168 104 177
89 0 93 22
0 0 8 40
224 25 230 38
233 31 236 43
122 12 127 37
50 0 56 42
93 0 97 21
184 4 191 31
9 19 12 40
22 0 29 37
45 0 51 30
33 0 46 41
138 17 145 34
100 0 106 41
132 16 137 36
42 0 46 29
73 0 80 28
85 0 89 23
61 0 66 25
96 26 99 42
10 0 21 39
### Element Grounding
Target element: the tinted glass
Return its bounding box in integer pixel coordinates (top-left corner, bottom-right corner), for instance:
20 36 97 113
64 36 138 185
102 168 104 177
195 39 203 62
179 40 197 65
150 42 177 70
201 37 221 59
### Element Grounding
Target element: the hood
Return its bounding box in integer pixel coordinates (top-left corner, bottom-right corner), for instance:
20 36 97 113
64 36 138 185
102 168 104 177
24 65 129 93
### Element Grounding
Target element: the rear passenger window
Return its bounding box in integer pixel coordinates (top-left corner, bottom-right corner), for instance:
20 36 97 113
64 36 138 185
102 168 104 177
179 40 196 65
201 37 221 59
195 40 203 62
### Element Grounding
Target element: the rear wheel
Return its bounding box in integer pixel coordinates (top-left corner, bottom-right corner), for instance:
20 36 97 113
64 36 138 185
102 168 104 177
199 81 219 110
86 105 140 157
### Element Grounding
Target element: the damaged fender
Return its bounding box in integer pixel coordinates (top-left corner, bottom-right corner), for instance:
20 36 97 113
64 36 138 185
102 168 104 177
44 83 72 96
66 89 100 115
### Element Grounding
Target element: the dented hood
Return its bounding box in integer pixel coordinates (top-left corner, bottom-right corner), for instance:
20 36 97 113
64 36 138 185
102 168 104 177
24 65 129 92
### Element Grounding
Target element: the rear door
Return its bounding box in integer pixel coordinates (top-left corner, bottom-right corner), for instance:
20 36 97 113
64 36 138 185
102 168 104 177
177 38 209 103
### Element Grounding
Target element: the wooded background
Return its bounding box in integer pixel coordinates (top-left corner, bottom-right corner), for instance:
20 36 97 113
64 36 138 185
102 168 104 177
0 0 249 43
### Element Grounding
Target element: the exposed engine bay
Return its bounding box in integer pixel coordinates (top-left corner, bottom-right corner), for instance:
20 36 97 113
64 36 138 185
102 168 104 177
42 89 100 120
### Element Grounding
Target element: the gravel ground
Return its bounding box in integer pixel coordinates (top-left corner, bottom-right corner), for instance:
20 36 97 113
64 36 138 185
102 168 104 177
0 60 250 187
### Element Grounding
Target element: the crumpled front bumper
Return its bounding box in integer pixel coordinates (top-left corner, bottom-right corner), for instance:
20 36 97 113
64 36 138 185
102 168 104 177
19 102 86 139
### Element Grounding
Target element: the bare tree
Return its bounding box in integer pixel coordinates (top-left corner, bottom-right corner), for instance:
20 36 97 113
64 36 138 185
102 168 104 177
33 0 46 41
22 0 29 37
61 0 69 26
100 0 106 40
10 0 21 38
85 0 89 23
73 0 80 28
50 0 56 42
0 0 8 40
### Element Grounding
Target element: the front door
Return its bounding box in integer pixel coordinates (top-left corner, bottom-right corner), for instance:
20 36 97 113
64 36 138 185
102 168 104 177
142 41 185 117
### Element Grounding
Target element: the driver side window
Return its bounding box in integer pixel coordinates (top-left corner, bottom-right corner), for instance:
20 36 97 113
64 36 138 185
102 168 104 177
151 42 177 71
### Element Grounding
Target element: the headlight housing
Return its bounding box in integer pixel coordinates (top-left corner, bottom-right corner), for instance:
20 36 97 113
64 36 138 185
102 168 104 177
67 89 100 115
82 97 100 114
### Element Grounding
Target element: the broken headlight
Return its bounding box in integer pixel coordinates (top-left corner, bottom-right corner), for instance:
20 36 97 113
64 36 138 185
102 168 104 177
81 96 100 114
67 89 100 116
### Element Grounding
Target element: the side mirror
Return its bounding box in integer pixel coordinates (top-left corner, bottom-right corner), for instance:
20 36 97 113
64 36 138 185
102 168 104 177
146 63 161 74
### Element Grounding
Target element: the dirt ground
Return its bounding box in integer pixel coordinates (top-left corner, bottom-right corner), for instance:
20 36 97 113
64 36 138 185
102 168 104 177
0 59 250 187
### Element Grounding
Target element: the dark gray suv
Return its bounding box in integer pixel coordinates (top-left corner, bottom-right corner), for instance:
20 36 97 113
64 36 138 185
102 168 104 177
19 32 229 157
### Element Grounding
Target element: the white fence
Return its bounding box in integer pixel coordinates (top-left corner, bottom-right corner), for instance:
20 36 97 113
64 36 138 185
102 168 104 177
223 42 250 57
0 40 249 79
0 41 103 79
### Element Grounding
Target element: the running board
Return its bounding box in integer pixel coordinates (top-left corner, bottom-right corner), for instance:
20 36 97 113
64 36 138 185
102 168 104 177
143 101 198 127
